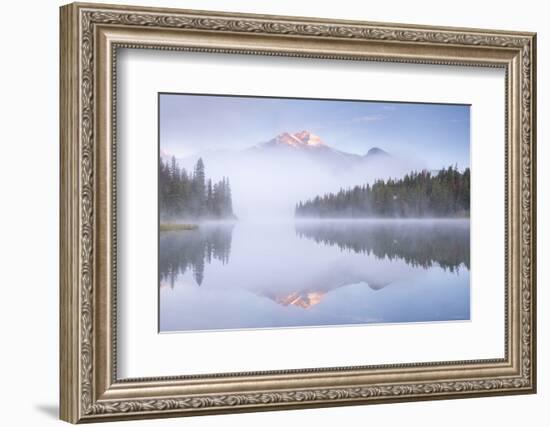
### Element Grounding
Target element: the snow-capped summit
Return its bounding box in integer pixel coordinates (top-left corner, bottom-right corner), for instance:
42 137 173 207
294 130 325 147
271 132 302 147
264 130 326 149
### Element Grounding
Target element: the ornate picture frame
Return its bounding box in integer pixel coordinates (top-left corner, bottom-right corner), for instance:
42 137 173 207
60 2 536 423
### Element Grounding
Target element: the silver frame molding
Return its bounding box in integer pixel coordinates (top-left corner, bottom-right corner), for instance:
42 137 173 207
60 2 537 423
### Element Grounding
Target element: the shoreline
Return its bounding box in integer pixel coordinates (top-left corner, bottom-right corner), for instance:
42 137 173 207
159 223 199 232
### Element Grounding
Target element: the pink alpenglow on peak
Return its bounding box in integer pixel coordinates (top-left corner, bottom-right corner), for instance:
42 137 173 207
273 132 302 147
271 131 326 148
294 130 325 147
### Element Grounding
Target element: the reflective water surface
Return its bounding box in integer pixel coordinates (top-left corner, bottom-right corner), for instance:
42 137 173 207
159 220 470 332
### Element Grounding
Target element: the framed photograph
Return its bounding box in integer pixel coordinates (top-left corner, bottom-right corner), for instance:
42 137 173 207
60 2 537 423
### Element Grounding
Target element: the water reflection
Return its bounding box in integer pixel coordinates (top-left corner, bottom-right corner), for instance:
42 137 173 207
159 223 234 287
295 220 469 272
159 220 470 331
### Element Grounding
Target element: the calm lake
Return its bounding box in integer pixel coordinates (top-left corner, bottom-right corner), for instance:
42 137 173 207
159 219 470 332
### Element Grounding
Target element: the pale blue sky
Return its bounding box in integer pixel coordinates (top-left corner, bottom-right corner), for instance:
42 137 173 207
160 93 470 170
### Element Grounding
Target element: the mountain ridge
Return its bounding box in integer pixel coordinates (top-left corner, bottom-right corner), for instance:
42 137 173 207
250 130 388 160
163 130 390 162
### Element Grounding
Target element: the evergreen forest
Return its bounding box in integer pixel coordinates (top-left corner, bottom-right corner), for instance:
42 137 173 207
159 157 236 220
295 166 470 218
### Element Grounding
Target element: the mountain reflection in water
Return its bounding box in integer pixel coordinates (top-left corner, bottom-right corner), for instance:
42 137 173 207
159 220 470 331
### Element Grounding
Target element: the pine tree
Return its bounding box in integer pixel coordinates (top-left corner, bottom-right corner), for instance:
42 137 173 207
193 158 206 216
206 178 213 214
225 179 234 217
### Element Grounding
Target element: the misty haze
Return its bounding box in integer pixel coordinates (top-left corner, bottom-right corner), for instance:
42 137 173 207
158 93 471 332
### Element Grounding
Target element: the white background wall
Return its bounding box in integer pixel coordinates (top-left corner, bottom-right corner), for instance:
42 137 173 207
0 0 546 426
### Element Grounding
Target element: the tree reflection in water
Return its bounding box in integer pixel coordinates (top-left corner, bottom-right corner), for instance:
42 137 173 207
159 220 471 331
159 224 234 287
159 220 469 291
295 220 469 272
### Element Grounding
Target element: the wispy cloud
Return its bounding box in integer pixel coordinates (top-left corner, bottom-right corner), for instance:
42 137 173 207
344 114 386 125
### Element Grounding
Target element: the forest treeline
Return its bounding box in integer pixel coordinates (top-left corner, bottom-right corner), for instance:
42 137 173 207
295 166 470 218
160 157 235 220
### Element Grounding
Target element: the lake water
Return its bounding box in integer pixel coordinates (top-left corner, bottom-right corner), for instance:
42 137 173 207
159 219 470 332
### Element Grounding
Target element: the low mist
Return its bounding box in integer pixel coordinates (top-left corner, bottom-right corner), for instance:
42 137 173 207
177 147 419 221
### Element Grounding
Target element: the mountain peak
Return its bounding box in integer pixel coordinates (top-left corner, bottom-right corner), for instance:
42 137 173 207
366 147 389 157
294 130 324 147
269 131 325 148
